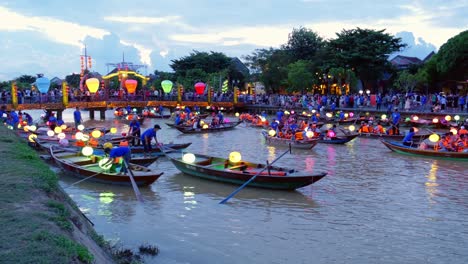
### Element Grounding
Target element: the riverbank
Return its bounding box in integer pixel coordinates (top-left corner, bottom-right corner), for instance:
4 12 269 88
0 126 114 263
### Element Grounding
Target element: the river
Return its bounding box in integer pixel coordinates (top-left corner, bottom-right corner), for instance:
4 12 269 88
28 109 468 264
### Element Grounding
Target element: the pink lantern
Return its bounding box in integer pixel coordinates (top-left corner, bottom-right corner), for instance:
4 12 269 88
125 79 138 94
194 82 206 95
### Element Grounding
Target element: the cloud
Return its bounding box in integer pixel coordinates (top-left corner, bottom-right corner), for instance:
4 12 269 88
103 15 194 30
0 6 109 47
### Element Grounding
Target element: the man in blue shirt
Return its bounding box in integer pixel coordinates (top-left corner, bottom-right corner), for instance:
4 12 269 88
140 124 161 156
402 127 415 146
391 108 401 135
104 146 131 175
73 107 82 129
128 119 141 146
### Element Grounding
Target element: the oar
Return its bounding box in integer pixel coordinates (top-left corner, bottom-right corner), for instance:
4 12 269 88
123 160 144 203
65 171 104 189
219 144 292 204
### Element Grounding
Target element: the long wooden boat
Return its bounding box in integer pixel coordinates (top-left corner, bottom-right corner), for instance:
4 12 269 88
381 140 468 160
317 134 358 144
357 132 431 141
175 121 243 134
166 152 327 190
129 142 192 154
261 131 319 149
115 115 146 125
50 146 163 186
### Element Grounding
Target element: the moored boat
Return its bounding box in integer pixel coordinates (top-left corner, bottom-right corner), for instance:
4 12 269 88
317 134 358 144
49 146 163 186
165 152 327 190
261 131 319 149
357 132 431 141
381 140 468 160
175 121 243 134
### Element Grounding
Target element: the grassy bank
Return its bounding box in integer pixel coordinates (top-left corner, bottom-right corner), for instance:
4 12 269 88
0 127 114 263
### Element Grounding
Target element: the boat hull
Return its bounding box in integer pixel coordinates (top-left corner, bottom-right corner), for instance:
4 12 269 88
381 140 468 160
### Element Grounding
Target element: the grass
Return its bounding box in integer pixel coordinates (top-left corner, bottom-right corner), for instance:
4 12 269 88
0 127 97 263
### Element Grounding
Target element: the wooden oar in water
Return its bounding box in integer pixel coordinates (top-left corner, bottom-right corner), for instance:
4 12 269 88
219 144 292 204
123 160 144 203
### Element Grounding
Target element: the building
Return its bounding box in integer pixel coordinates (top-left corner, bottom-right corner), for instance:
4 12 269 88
390 55 423 70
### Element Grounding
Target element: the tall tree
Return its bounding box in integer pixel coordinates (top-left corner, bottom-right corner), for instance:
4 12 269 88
283 27 324 61
433 30 467 81
328 28 406 90
287 60 315 93
394 70 418 93
170 50 231 78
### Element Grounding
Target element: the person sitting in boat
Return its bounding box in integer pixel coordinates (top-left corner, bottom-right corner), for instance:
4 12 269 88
211 117 219 127
217 111 224 124
140 124 162 156
358 121 370 133
373 122 385 134
459 126 467 136
436 132 456 152
103 144 131 175
402 127 415 146
455 134 468 152
48 112 57 130
193 116 202 129
339 110 345 121
175 114 183 126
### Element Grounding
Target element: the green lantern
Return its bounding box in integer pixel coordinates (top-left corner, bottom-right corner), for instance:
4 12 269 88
161 80 173 94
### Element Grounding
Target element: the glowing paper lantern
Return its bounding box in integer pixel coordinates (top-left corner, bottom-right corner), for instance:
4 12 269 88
85 78 100 93
182 153 196 163
110 127 117 134
194 82 206 95
54 126 62 134
450 128 458 135
75 132 84 140
268 129 276 136
60 124 67 130
23 126 29 132
81 134 90 142
125 80 138 93
235 112 240 117
28 134 37 143
349 125 356 132
284 111 290 115
57 133 66 139
413 127 419 133
312 109 316 114
306 131 314 138
381 114 387 120
405 117 411 122
432 118 439 123
454 115 460 121
77 124 85 131
99 158 112 170
47 130 55 137
429 134 440 142
161 80 173 93
202 124 209 129
445 115 451 122
302 111 307 115
29 125 37 132
326 113 332 118
36 76 51 93
327 130 336 138
413 116 419 121
344 113 349 118
91 130 101 138
82 146 93 156
229 151 242 163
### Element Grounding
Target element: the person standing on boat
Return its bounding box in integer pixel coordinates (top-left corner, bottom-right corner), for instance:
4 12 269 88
141 124 162 156
402 127 415 146
391 108 401 135
103 145 131 175
128 119 141 146
73 107 82 129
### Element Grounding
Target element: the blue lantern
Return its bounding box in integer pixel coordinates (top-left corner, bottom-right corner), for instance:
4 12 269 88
36 76 51 94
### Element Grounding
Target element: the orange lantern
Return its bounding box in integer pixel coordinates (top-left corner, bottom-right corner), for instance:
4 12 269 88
85 78 100 93
194 82 206 95
125 79 138 94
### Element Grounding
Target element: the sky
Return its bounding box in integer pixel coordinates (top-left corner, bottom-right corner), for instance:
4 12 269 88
0 0 466 80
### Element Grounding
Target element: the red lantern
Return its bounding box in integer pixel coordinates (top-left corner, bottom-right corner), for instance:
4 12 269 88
194 82 206 95
125 79 138 94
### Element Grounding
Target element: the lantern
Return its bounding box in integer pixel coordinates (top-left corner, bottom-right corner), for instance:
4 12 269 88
229 151 242 163
349 112 354 118
54 126 62 134
47 130 55 137
82 146 93 156
36 76 51 93
125 79 138 94
29 125 37 132
445 115 451 122
194 82 206 95
326 113 332 118
75 132 84 140
268 130 276 136
344 113 349 118
28 134 38 143
454 115 460 121
235 112 240 117
202 124 209 129
349 125 356 132
91 130 101 138
306 131 314 138
429 134 440 142
413 116 419 121
77 124 85 131
405 117 411 122
161 80 173 93
85 78 100 93
450 128 458 135
60 124 67 130
432 118 439 123
57 133 66 139
182 153 196 163
327 130 336 138
99 158 112 170
110 127 117 134
81 134 90 142
381 114 387 120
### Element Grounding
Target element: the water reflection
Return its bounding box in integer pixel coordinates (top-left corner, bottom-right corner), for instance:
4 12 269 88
425 161 439 204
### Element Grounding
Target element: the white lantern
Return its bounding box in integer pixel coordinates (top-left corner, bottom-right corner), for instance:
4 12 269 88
182 153 196 163
82 146 93 156
99 158 112 170
47 130 55 137
57 133 66 139
77 124 85 131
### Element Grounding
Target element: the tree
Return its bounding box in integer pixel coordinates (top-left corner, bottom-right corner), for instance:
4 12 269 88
65 73 82 89
287 60 315 93
283 27 324 61
328 28 406 90
15 75 36 84
170 50 231 78
394 71 418 92
328 67 358 93
433 30 467 81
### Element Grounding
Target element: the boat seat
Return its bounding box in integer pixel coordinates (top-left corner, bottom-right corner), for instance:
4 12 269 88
203 162 226 168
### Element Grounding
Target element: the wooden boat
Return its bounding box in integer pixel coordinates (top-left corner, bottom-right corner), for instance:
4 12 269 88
129 142 192 154
116 115 146 125
381 140 468 160
175 121 243 134
317 134 358 144
261 130 319 149
49 146 163 186
143 112 171 119
357 132 431 141
165 152 327 190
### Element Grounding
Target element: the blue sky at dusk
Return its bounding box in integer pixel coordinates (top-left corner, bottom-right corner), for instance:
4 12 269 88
0 0 466 80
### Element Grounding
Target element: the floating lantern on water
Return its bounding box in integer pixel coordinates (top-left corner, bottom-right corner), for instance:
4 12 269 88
268 129 276 136
91 130 101 138
235 112 240 117
312 109 316 114
302 111 307 115
82 146 93 156
23 126 30 132
229 151 242 163
57 133 66 139
260 116 266 122
405 117 411 122
413 116 419 121
429 134 440 142
413 127 419 133
454 115 460 121
99 158 112 170
445 115 451 122
47 130 55 137
54 126 62 134
291 110 295 115
284 111 290 115
349 125 356 132
182 153 196 163
28 134 37 143
432 118 439 123
206 106 210 109
306 131 314 138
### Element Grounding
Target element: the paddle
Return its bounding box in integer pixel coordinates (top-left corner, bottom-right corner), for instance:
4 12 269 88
123 160 144 203
219 144 292 204
65 171 104 189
